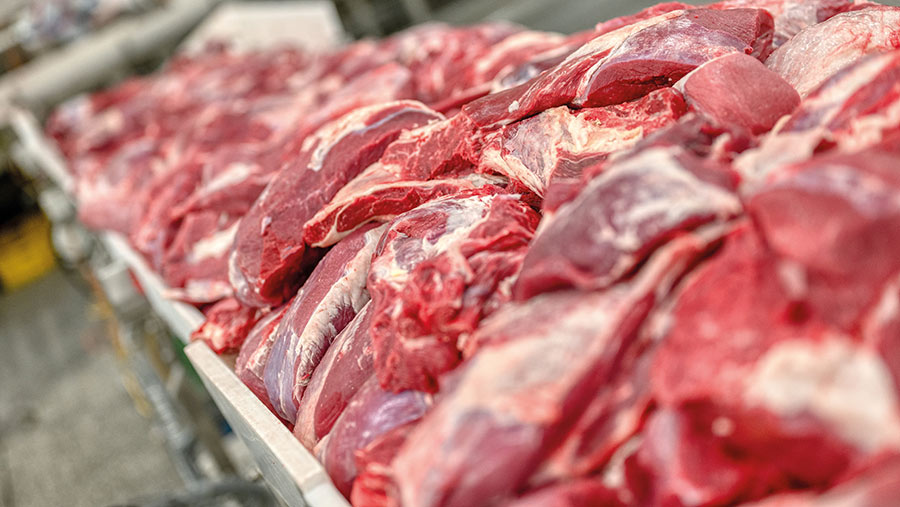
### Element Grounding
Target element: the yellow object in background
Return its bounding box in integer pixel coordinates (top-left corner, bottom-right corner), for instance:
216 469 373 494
0 213 56 291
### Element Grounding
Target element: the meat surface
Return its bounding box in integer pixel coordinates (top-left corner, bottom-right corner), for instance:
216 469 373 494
712 0 856 47
744 455 900 506
477 88 687 198
294 303 375 450
303 114 495 248
462 7 774 129
514 146 741 300
650 225 900 503
264 224 386 423
737 49 900 184
318 377 430 497
530 348 655 487
235 306 289 412
350 422 417 507
765 5 900 97
160 211 240 304
392 234 720 507
674 52 800 135
367 191 540 393
229 101 442 307
505 479 621 507
748 143 900 332
190 297 259 354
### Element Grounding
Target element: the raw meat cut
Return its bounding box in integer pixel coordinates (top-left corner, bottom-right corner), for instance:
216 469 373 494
305 169 503 249
539 112 756 215
303 115 496 248
229 101 442 308
744 455 900 506
388 23 521 106
674 52 800 135
747 143 900 332
490 30 598 92
318 376 430 496
130 159 205 270
625 408 754 506
160 211 240 304
169 146 281 220
572 7 774 107
159 148 282 303
505 479 621 507
594 2 691 36
863 274 900 395
367 191 540 393
392 233 720 507
514 146 740 300
650 225 900 503
765 5 900 97
74 139 163 234
350 422 417 507
235 306 289 411
712 0 856 47
264 224 386 423
529 348 655 487
465 30 566 90
190 297 259 354
737 49 900 184
477 87 686 198
293 303 375 449
462 7 774 129
287 63 416 145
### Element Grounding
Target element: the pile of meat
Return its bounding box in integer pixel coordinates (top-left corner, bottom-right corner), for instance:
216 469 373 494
48 1 900 505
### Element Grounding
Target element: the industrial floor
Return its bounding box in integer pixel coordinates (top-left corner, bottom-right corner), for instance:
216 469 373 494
0 269 182 507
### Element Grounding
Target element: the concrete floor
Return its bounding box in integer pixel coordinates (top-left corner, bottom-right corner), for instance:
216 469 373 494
0 270 182 507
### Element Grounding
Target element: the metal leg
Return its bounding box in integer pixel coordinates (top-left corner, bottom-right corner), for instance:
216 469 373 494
84 252 278 507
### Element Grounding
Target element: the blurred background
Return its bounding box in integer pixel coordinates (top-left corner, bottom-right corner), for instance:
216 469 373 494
1 0 898 506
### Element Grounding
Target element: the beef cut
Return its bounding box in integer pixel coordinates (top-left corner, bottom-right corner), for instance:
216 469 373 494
294 303 375 449
748 143 900 332
161 211 240 303
514 146 741 300
367 190 540 393
303 115 493 248
264 224 386 423
649 225 900 504
462 7 774 129
318 377 430 496
350 421 418 507
477 87 686 198
229 101 442 308
674 52 800 135
392 234 719 507
191 297 259 353
235 305 289 413
765 5 900 97
711 0 856 47
737 49 900 185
